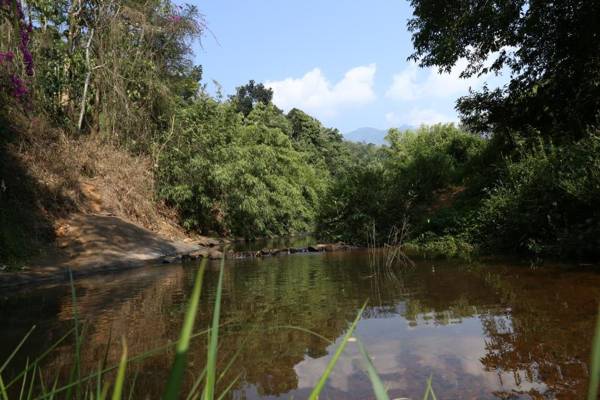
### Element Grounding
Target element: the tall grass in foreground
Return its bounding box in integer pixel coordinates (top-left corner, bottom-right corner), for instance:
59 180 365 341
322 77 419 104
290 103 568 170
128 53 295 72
587 307 600 400
1 257 444 399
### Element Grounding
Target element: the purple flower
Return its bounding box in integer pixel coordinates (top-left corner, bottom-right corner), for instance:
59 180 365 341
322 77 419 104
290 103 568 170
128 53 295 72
0 51 14 64
10 74 28 98
0 0 34 100
169 15 183 23
18 29 33 75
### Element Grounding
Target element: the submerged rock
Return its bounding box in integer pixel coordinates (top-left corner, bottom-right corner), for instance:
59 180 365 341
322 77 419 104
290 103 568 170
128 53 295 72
208 249 224 260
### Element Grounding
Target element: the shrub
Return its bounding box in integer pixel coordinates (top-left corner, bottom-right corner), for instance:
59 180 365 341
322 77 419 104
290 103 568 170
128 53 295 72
474 133 600 258
157 98 327 238
405 233 476 260
317 124 485 245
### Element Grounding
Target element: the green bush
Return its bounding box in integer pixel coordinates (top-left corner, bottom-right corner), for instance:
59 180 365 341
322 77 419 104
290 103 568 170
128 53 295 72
317 160 390 244
473 134 600 258
385 124 484 203
405 233 476 260
157 98 327 238
317 124 485 245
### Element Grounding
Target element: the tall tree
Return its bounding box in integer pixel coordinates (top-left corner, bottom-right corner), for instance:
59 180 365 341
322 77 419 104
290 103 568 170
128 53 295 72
230 79 273 116
408 0 600 141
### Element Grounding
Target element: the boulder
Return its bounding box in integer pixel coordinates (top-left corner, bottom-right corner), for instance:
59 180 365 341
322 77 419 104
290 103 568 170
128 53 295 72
208 249 224 260
186 249 209 259
162 255 179 264
196 237 223 248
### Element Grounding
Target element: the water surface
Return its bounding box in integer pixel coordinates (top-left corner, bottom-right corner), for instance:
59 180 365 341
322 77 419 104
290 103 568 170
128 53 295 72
1 251 599 399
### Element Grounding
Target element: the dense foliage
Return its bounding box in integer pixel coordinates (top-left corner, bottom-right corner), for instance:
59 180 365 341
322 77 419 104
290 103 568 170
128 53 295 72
1 0 204 145
473 135 600 257
157 99 329 238
2 0 600 262
318 124 484 246
0 0 33 102
294 0 598 259
320 124 600 259
408 0 600 141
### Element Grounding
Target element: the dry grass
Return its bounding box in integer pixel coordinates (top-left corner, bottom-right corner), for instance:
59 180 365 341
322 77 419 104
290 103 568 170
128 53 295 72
8 114 191 242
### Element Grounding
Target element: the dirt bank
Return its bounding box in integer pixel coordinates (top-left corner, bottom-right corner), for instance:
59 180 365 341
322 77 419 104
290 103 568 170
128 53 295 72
0 210 357 289
0 212 226 289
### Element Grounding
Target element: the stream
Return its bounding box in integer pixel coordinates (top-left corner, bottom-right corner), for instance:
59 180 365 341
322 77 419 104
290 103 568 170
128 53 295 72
1 249 598 399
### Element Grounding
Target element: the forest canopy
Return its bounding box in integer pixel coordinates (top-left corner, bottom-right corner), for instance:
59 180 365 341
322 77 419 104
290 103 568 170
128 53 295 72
1 0 600 261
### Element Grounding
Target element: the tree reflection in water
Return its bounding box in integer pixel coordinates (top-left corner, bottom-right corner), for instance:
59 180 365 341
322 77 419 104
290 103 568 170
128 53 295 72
1 252 599 399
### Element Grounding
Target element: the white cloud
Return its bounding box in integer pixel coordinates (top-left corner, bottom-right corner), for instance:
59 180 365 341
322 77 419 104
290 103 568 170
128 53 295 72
265 64 377 118
386 108 457 127
385 59 482 101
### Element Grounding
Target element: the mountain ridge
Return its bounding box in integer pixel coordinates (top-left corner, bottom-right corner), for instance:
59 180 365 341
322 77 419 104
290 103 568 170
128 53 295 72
343 125 412 145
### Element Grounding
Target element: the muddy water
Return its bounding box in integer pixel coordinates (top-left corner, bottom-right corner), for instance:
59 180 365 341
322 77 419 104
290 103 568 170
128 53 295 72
1 251 599 399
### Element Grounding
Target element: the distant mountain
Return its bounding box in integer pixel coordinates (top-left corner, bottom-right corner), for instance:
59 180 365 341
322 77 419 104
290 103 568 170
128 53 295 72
343 125 412 145
343 127 388 145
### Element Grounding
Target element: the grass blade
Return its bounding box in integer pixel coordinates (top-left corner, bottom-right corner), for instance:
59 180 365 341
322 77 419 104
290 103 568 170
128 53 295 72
127 370 139 400
216 373 241 400
18 359 29 400
185 367 207 400
66 269 82 400
203 259 225 400
163 259 207 400
422 375 437 400
99 327 113 390
31 325 218 400
216 336 250 385
0 374 9 400
26 364 37 400
269 326 334 345
587 307 600 400
184 365 207 400
0 325 36 374
98 382 110 400
6 326 77 390
111 339 128 400
356 339 390 400
308 301 368 400
46 375 59 400
96 359 104 400
37 369 46 397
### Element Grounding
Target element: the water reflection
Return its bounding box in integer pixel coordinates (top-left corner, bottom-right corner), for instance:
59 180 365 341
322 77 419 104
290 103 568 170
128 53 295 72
1 252 599 399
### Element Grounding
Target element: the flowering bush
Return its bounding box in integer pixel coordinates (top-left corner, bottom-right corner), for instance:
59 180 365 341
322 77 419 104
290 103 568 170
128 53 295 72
0 0 33 101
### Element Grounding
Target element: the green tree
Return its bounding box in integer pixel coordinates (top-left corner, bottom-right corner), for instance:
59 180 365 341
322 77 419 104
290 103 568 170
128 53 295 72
230 79 274 117
17 0 204 145
157 97 326 238
408 0 600 140
286 108 349 177
317 124 484 245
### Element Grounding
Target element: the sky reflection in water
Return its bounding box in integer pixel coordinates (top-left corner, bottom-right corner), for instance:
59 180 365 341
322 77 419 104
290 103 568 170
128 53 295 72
1 250 598 399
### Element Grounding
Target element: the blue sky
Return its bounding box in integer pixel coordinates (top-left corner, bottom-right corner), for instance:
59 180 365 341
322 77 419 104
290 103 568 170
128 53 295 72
188 1 507 133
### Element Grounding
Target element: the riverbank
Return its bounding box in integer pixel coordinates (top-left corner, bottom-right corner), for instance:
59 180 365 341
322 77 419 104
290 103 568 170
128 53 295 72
0 212 221 289
0 210 359 289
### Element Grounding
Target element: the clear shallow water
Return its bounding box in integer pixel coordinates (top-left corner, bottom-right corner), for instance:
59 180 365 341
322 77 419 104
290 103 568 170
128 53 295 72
1 251 599 399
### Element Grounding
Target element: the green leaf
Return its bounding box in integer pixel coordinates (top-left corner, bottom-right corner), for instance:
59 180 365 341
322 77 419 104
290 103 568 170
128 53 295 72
203 259 225 400
587 307 600 400
111 340 128 400
163 259 207 400
0 325 36 375
308 301 367 400
357 339 390 400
